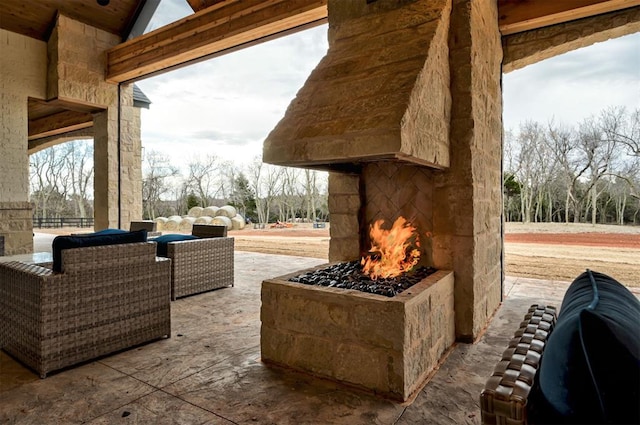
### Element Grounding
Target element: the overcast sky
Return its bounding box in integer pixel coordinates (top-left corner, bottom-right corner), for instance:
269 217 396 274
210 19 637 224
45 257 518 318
135 1 640 170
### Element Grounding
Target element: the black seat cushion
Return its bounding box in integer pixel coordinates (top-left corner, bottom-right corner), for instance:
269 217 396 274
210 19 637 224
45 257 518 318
52 229 147 272
531 270 640 424
151 234 199 257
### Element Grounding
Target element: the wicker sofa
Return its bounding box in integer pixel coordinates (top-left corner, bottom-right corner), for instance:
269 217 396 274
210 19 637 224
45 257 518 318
156 231 234 300
0 242 171 378
481 270 640 425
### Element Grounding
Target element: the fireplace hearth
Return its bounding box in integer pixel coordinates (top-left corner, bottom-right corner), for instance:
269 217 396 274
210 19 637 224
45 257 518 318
261 266 454 401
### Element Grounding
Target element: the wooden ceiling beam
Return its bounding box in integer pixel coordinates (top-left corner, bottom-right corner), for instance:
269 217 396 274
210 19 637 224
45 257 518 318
186 0 228 13
498 0 640 35
29 111 94 141
106 0 328 83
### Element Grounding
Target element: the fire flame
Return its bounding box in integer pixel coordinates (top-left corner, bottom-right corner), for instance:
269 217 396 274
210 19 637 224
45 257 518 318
361 217 421 280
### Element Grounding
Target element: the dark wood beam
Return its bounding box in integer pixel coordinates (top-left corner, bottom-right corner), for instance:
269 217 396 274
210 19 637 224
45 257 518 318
29 111 93 141
106 0 328 83
498 0 640 35
186 0 227 13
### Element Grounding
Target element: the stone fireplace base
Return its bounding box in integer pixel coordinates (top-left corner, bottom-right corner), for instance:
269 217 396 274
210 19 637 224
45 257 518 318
260 267 455 401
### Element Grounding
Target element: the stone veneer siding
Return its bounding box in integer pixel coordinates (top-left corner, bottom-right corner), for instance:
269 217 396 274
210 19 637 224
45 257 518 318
261 269 454 401
48 15 142 230
263 0 451 169
327 0 503 341
434 0 503 340
0 29 47 254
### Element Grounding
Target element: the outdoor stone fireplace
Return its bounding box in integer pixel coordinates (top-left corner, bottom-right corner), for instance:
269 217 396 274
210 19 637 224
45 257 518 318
261 0 503 402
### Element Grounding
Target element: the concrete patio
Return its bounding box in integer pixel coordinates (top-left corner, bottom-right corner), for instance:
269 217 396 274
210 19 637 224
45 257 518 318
0 238 596 425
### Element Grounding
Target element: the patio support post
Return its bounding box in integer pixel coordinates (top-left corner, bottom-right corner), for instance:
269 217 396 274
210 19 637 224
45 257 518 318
433 0 504 341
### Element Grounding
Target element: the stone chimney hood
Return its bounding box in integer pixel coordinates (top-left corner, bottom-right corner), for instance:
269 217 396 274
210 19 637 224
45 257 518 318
263 0 451 171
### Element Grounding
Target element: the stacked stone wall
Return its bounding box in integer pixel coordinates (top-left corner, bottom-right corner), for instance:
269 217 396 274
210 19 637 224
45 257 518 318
0 29 47 254
434 0 503 340
49 15 142 230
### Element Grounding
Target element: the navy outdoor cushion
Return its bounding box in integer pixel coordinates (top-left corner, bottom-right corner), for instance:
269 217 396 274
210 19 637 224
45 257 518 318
87 228 129 236
532 270 640 424
52 229 148 273
152 234 199 257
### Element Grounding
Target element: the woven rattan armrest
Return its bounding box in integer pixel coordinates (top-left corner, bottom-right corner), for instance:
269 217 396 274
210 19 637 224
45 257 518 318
480 304 557 425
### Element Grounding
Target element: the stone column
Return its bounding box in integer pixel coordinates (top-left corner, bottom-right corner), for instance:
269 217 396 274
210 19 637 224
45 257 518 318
93 85 143 230
49 15 142 230
0 29 47 254
328 172 361 262
434 0 503 341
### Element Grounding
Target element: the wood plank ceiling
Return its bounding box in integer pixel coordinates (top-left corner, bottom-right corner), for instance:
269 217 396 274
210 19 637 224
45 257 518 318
0 0 636 142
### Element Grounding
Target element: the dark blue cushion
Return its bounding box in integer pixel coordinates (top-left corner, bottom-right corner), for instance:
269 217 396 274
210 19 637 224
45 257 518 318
532 270 640 424
87 228 129 236
52 229 148 273
151 234 199 257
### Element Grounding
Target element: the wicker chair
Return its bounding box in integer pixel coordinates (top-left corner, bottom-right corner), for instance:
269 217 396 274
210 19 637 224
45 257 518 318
164 236 234 300
0 242 171 378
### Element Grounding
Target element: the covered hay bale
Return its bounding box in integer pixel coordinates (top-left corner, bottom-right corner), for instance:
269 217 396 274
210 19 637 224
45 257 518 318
188 206 204 217
194 216 213 225
215 205 237 218
231 214 245 230
154 217 168 231
212 216 232 230
179 216 196 233
164 216 182 231
202 206 219 217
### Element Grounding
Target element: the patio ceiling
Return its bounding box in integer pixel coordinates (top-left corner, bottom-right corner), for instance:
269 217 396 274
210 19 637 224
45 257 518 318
2 0 637 143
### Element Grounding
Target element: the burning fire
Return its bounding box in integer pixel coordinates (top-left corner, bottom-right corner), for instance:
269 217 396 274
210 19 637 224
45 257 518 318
361 217 420 280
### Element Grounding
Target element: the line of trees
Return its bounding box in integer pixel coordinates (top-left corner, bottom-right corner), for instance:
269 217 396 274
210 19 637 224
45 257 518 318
29 106 639 227
30 140 94 220
504 106 640 225
141 151 329 224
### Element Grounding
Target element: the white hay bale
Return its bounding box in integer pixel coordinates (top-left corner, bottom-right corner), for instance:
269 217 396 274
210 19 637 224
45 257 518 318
194 216 213 225
202 206 219 217
211 216 232 230
188 206 204 218
164 216 182 231
179 216 196 233
231 214 245 230
215 205 237 218
154 217 168 231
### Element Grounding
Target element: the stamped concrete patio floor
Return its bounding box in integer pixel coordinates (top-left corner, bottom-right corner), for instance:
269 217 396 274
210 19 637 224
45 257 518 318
0 251 582 424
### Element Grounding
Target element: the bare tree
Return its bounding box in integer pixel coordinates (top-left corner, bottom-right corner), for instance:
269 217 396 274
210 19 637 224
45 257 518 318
247 157 283 225
600 106 640 157
63 140 93 218
142 150 178 219
30 145 69 218
187 155 222 206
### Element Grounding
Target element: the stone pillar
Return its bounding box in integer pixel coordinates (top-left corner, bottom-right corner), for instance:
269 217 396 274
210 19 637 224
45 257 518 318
93 108 120 229
49 15 142 230
434 0 503 341
0 29 47 254
328 172 361 262
93 85 143 230
119 84 143 229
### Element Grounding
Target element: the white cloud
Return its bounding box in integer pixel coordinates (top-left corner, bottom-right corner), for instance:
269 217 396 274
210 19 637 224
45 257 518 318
503 32 640 132
137 23 329 171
